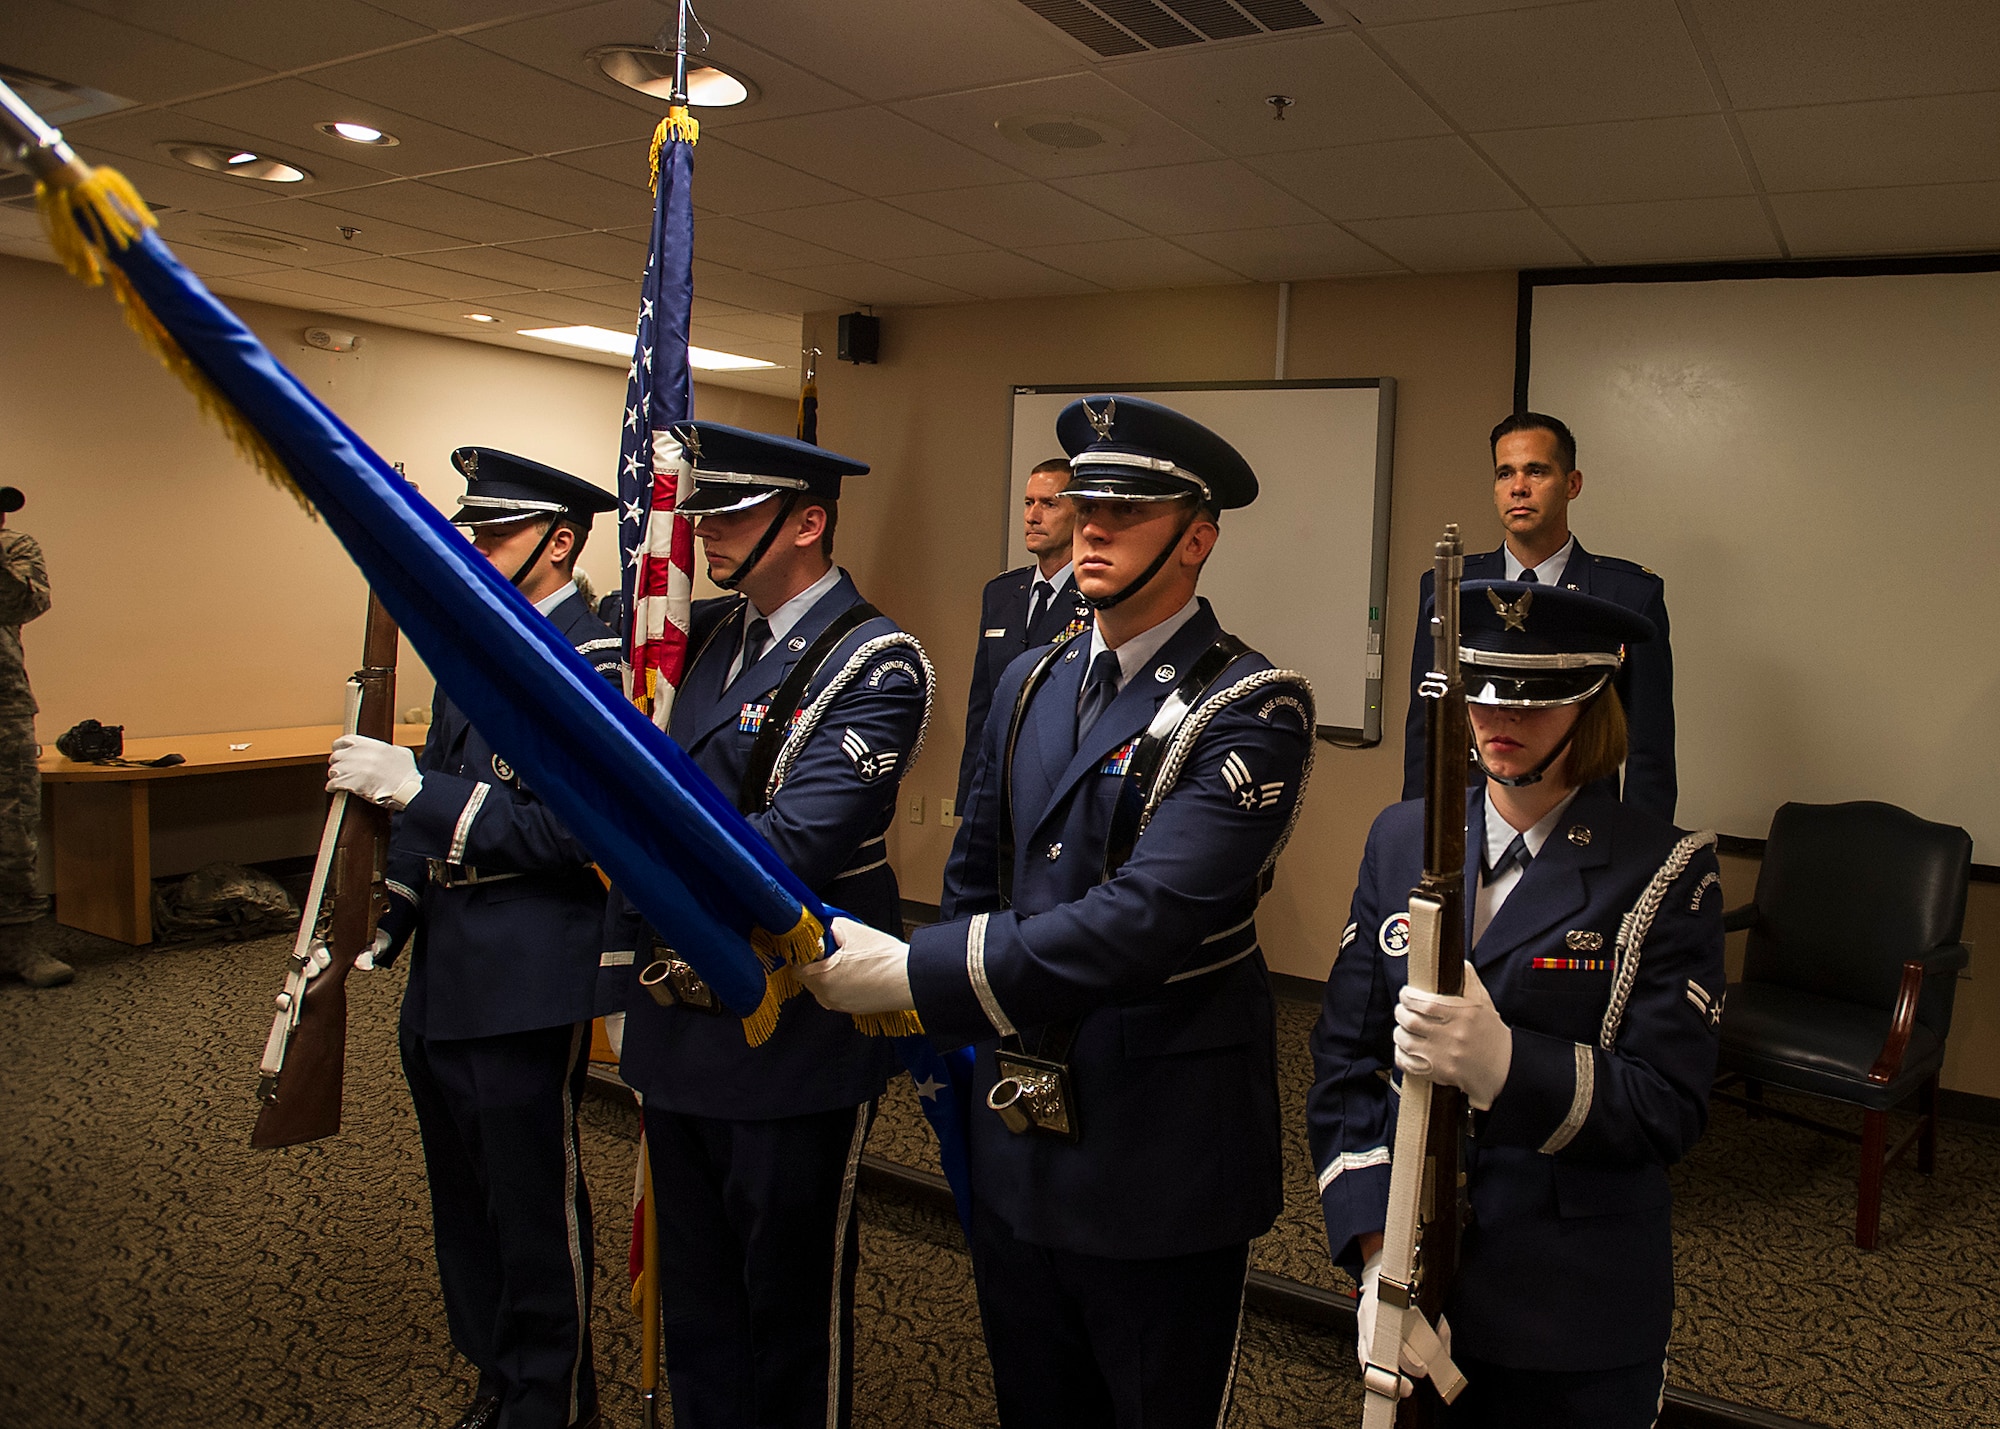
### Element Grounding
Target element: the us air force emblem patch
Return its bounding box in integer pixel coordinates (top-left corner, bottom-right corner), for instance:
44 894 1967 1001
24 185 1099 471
1685 979 1725 1031
1221 750 1284 811
1379 913 1411 957
841 728 899 782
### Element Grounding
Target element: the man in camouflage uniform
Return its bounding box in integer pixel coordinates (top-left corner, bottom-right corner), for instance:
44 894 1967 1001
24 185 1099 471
0 486 65 987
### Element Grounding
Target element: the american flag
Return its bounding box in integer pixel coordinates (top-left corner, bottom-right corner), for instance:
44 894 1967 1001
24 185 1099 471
617 115 700 728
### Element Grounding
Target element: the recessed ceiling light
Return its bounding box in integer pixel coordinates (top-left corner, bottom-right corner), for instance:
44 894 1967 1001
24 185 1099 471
588 47 756 108
464 313 499 323
517 325 778 371
996 112 1128 155
318 121 399 146
165 142 311 184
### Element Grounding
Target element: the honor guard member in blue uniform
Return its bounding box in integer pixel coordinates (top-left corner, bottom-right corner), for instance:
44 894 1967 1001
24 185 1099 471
801 397 1316 1429
1315 581 1725 1427
956 457 1092 812
1403 413 1675 821
603 422 928 1429
326 448 623 1429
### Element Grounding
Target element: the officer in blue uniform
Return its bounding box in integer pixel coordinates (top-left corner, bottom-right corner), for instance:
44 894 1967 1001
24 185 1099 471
956 456 1093 812
1403 413 1675 821
603 423 927 1429
801 396 1316 1429
1315 580 1725 1427
327 448 623 1429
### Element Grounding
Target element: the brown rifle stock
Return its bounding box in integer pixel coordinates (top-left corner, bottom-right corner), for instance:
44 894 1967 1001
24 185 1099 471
251 591 399 1148
1400 527 1469 1427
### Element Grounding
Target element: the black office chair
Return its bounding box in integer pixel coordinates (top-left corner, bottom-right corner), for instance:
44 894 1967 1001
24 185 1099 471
1714 800 1971 1249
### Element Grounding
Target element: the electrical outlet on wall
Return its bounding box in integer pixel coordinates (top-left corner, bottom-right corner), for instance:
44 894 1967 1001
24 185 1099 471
940 797 960 829
907 795 924 825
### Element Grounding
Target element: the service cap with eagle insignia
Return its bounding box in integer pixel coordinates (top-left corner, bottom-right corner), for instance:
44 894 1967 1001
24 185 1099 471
1444 579 1659 709
672 420 869 516
448 447 619 529
1056 394 1257 511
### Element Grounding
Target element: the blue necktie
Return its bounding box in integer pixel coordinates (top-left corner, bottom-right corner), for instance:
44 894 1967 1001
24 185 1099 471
1519 566 1539 584
1076 650 1122 744
1027 580 1052 638
1484 832 1533 885
736 616 771 682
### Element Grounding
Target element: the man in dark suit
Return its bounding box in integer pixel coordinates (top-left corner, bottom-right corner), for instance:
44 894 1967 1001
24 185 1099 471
328 448 623 1429
801 397 1316 1429
955 457 1092 812
603 423 928 1429
1402 412 1675 821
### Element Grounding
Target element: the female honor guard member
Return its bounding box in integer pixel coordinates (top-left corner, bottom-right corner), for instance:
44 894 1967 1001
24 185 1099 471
327 448 624 1429
803 397 1315 1429
603 424 929 1429
1310 581 1726 1427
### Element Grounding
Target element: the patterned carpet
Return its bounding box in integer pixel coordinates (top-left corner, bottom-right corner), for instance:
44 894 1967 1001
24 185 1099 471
4 924 1996 1428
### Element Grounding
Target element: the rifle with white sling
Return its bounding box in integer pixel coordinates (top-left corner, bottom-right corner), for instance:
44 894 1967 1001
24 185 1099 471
1361 526 1470 1426
251 590 399 1147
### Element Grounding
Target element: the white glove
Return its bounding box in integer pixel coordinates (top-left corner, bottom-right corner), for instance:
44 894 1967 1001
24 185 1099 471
327 734 423 810
1354 1249 1414 1398
353 928 392 972
1393 961 1514 1111
794 916 914 1015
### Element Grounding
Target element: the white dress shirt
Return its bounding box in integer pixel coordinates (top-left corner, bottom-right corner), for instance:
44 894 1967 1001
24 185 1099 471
1082 595 1201 704
534 580 579 616
1503 533 1577 586
732 564 843 682
1472 786 1580 947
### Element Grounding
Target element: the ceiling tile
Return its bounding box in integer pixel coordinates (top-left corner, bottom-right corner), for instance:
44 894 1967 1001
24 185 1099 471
695 312 804 344
214 199 473 256
1342 208 1578 271
65 106 392 195
500 230 650 278
892 72 1220 179
690 262 842 315
1543 196 1780 264
1103 31 1449 157
693 0 1086 103
1370 0 1716 129
353 0 579 29
1247 135 1520 219
562 137 855 215
1017 236 1244 291
328 180 584 244
420 245 613 291
1739 93 2000 194
691 295 754 319
1177 223 1402 281
1048 160 1323 236
694 217 852 271
747 200 990 260
546 279 643 313
51 150 314 218
466 0 862 122
177 78 529 179
313 255 533 301
255 267 439 308
5 0 266 105
687 324 792 362
1476 114 1752 206
1770 181 2000 257
427 158 654 230
505 291 638 327
205 276 366 315
1687 0 2000 110
163 242 295 280
1345 0 1573 17
761 261 974 306
380 300 559 327
723 107 1023 197
155 208 388 268
60 0 429 71
890 249 1101 300
892 183 1138 249
314 38 659 155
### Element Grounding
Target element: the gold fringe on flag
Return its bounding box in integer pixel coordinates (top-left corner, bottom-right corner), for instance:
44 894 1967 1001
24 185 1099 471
34 161 313 514
648 104 700 193
738 905 925 1043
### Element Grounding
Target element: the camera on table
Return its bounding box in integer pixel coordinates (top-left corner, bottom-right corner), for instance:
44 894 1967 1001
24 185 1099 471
56 719 123 762
987 1049 1079 1142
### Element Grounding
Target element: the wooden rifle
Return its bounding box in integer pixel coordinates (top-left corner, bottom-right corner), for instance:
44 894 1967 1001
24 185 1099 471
1361 526 1470 1427
251 590 399 1148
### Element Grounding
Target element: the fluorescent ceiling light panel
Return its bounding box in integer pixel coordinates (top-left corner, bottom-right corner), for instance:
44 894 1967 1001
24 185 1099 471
517 326 777 370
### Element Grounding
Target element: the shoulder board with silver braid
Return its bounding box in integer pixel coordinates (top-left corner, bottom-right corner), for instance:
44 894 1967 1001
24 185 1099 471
1599 829 1718 1049
765 631 935 803
1137 666 1317 875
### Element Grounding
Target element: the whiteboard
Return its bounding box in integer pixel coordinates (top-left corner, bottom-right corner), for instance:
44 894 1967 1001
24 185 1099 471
1008 382 1395 743
1527 267 2000 859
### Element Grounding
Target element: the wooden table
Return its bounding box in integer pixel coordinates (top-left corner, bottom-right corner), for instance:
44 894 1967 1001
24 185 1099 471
39 724 426 945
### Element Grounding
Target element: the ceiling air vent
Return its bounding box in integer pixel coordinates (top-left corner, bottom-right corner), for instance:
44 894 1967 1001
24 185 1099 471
1017 0 1322 57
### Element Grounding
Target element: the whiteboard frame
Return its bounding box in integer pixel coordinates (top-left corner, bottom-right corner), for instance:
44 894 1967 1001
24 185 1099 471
1007 378 1397 747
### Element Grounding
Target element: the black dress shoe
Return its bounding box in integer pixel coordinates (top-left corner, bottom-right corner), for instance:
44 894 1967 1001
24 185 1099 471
450 1396 500 1429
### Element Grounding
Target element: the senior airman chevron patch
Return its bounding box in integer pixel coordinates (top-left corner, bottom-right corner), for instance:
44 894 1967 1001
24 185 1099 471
1221 750 1284 811
840 727 900 782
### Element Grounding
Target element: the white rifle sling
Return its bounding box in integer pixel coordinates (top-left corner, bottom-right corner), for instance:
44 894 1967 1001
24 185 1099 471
1361 892 1467 1427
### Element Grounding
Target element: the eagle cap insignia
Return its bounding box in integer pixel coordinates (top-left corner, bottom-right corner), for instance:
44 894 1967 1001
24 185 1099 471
1487 586 1532 631
458 449 478 478
1083 397 1116 442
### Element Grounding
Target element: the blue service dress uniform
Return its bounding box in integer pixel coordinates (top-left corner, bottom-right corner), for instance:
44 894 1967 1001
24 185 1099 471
607 569 924 1429
375 586 624 1429
956 565 1092 810
1402 542 1676 820
1309 786 1726 1422
908 600 1314 1428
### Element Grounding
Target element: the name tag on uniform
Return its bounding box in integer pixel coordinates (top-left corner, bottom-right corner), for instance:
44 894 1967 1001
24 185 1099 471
1098 741 1137 775
984 628 1008 637
1530 957 1608 972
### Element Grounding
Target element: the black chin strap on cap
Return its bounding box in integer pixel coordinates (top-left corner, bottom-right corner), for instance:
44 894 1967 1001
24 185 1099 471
1084 502 1198 612
713 491 801 592
508 517 562 589
1470 719 1580 788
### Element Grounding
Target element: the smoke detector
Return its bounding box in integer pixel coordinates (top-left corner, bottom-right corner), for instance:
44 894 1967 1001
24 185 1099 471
996 112 1128 155
303 327 361 353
